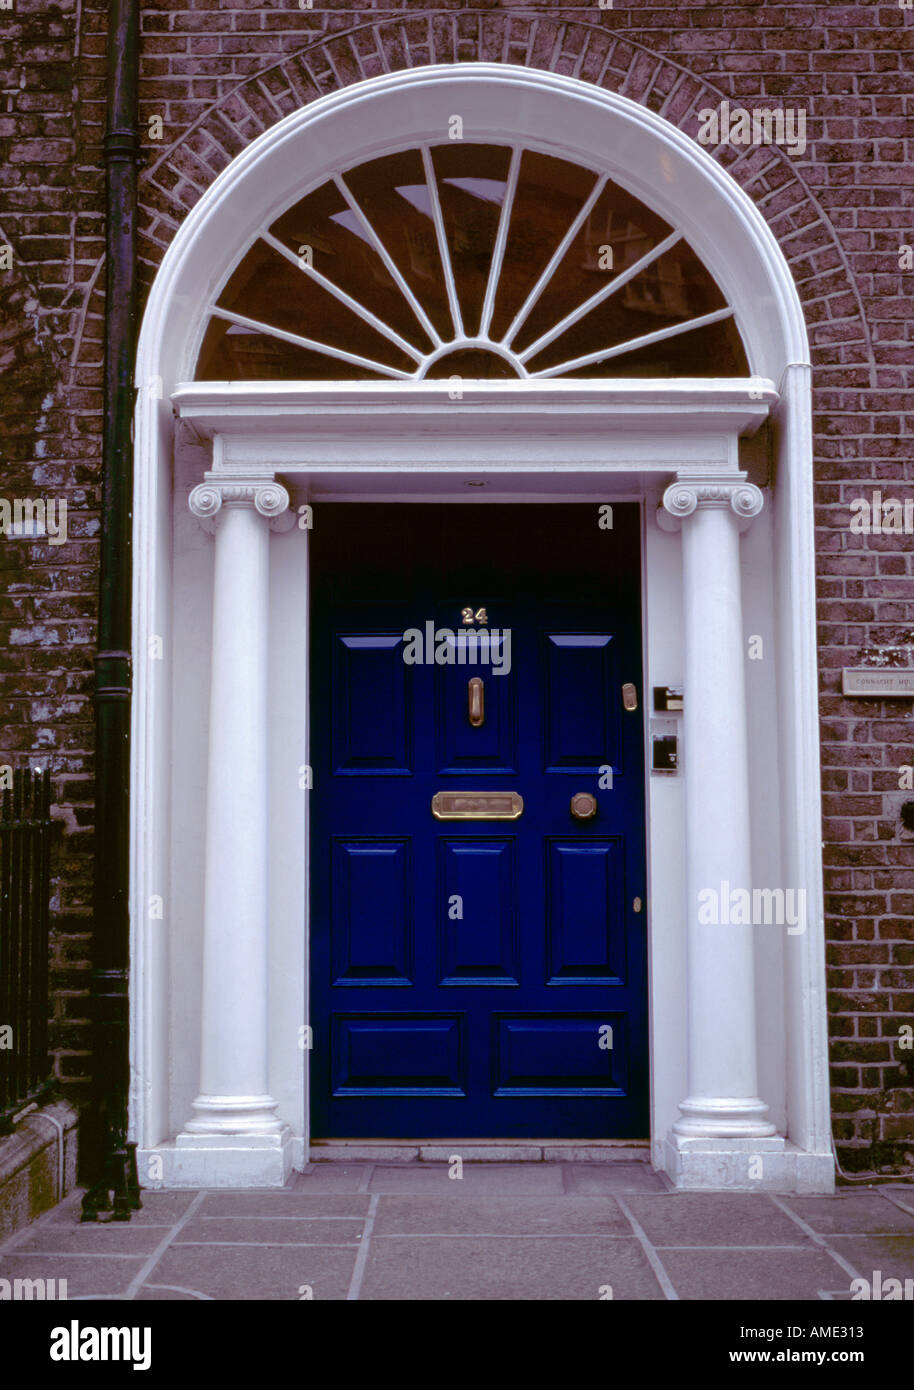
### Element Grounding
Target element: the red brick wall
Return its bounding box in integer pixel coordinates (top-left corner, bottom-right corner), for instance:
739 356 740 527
2 0 912 1171
1 0 104 1108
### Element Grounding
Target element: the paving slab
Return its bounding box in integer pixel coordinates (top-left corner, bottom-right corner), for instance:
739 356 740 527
660 1247 847 1301
878 1185 914 1216
624 1193 808 1248
827 1234 914 1283
10 1222 165 1256
361 1235 665 1300
198 1191 370 1218
292 1165 371 1193
176 1217 363 1245
146 1243 358 1300
0 1252 146 1298
372 1194 632 1237
44 1191 198 1227
136 1285 213 1300
565 1162 667 1194
782 1192 914 1235
367 1162 565 1195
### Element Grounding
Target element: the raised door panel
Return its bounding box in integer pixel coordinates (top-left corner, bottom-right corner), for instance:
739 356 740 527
438 838 519 985
331 1016 466 1096
332 634 412 774
544 633 620 773
492 1015 628 1095
546 840 627 985
331 839 413 986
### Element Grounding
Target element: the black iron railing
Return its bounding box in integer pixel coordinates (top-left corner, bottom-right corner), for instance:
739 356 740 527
0 769 54 1132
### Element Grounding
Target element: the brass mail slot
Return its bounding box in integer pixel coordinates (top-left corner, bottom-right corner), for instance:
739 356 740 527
431 790 524 820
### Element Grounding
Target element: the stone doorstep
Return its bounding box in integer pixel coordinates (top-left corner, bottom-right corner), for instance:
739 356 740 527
0 1100 79 1244
308 1139 652 1163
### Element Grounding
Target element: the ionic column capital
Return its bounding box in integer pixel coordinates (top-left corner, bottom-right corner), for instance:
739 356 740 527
657 473 764 534
189 478 295 534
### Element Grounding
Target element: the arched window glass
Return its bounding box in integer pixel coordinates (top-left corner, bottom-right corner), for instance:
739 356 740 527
195 144 748 382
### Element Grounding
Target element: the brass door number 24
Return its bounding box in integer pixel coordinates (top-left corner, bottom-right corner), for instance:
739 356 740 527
461 607 488 625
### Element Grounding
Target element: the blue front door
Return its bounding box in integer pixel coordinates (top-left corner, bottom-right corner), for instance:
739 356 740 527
311 504 648 1138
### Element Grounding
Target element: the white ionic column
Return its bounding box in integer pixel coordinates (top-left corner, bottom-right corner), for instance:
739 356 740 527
659 474 777 1150
176 478 295 1185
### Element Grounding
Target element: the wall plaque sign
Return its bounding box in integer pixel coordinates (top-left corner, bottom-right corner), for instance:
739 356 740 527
842 668 914 697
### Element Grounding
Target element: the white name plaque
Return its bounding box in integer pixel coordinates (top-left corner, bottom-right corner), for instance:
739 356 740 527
842 668 914 697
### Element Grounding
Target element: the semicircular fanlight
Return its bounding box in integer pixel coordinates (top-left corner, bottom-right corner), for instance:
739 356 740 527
196 144 748 383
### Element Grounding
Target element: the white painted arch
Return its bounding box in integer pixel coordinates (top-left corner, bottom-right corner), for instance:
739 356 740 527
131 64 831 1190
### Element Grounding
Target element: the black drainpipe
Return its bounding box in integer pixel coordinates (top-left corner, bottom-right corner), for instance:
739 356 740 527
80 0 141 1221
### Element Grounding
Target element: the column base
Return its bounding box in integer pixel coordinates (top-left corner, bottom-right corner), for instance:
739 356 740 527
673 1095 778 1139
138 1126 297 1188
182 1093 284 1136
661 1132 835 1193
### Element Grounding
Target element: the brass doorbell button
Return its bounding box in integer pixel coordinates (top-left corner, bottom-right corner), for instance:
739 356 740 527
570 792 598 820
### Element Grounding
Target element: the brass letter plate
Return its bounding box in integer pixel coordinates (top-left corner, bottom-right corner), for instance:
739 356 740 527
432 791 524 820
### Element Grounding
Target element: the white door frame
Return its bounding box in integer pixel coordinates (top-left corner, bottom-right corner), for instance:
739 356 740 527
130 66 833 1191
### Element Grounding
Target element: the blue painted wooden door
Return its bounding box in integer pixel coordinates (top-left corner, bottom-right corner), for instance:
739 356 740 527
311 505 648 1137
